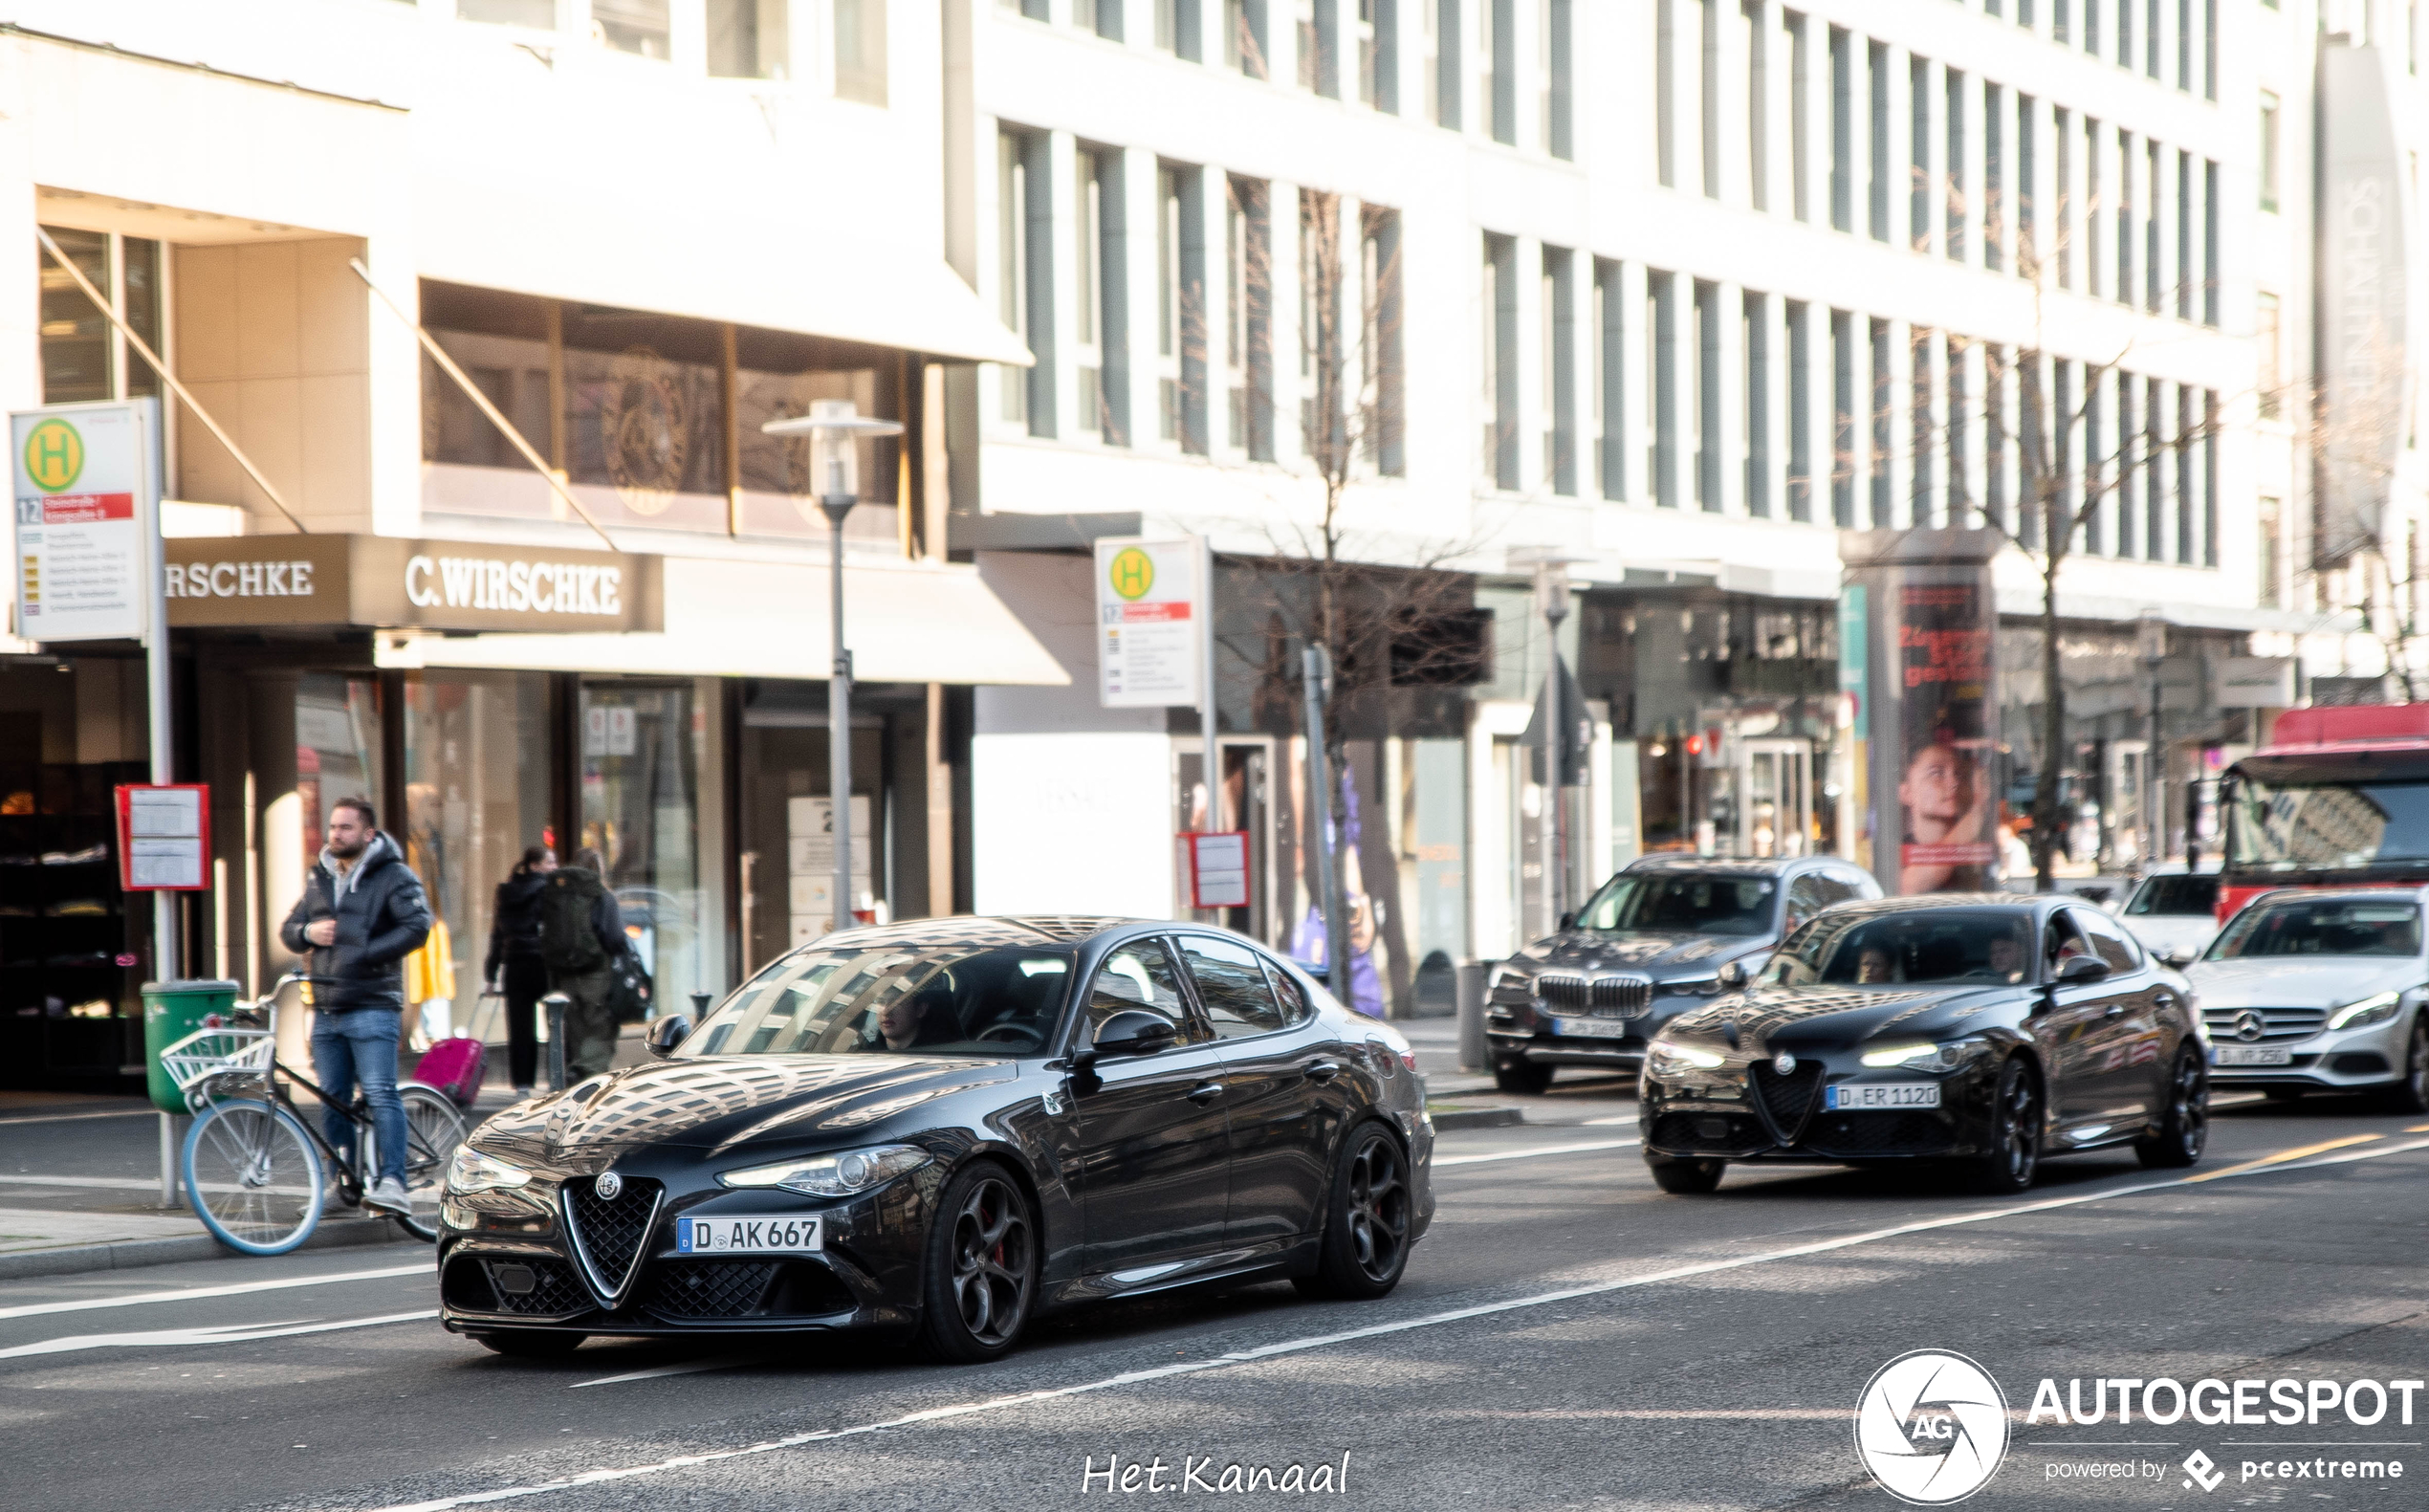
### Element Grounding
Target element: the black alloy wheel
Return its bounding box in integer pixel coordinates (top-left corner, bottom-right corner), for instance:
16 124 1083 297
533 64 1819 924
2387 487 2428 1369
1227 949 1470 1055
1494 1060 1554 1095
1295 1123 1413 1300
2135 1048 2209 1169
919 1161 1037 1362
1967 1058 2042 1195
1644 1154 1725 1194
2386 1015 2429 1116
470 1329 585 1357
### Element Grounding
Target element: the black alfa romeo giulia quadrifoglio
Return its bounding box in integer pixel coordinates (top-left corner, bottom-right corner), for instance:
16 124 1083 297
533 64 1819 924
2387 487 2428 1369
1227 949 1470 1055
437 917 1433 1360
1638 895 2210 1195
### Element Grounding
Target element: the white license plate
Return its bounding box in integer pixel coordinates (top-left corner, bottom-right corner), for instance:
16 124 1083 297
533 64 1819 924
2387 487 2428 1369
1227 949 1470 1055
676 1216 822 1254
2213 1045 2293 1067
1825 1083 1942 1110
1554 1017 1630 1039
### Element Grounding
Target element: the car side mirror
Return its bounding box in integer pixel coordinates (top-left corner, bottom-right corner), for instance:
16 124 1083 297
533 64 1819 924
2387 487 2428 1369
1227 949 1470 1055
1717 959 1749 990
2055 954 2111 984
2159 946 2197 969
1088 1009 1180 1060
1558 910 1577 931
644 1014 691 1058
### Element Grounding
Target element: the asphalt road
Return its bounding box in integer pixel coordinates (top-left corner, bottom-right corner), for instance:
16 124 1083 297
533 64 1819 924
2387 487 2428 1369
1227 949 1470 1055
2 1092 2424 1512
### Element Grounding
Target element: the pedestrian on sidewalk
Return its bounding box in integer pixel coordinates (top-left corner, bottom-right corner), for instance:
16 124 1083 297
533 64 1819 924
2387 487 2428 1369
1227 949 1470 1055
541 846 628 1083
278 796 432 1216
483 844 555 1098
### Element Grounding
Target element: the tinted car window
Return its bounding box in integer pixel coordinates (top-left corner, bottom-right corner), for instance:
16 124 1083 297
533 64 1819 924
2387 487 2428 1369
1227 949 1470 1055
1177 935 1287 1039
1082 938 1209 1047
1762 909 2033 986
1784 876 1831 931
1576 872 1778 935
2045 912 2093 971
687 943 1074 1058
2071 909 2144 974
2204 899 2425 960
2126 874 2220 916
1262 960 1313 1026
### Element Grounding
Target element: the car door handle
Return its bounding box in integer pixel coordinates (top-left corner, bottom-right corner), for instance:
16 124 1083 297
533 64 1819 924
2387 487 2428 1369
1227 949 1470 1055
2105 1004 2126 1019
1302 1060 1342 1083
1187 1082 1224 1105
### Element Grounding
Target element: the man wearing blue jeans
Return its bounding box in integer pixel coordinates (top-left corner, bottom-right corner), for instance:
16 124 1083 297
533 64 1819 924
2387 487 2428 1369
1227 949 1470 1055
279 797 432 1215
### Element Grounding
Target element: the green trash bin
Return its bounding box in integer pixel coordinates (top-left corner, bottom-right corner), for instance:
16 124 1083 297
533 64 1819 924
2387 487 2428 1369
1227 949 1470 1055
142 979 243 1115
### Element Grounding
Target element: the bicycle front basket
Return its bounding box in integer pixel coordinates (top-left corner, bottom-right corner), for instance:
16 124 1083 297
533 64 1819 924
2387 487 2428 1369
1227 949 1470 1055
158 1025 275 1094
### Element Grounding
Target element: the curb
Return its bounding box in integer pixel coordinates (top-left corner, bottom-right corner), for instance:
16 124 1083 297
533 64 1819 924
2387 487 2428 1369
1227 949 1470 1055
0 1214 422 1282
1428 1106 1526 1130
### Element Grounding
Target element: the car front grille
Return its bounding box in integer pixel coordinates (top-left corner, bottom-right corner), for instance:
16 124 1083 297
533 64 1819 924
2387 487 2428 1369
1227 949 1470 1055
1651 1112 1767 1153
1803 1112 1955 1157
473 1256 586 1316
645 1260 781 1321
2203 1007 2329 1043
1535 972 1652 1019
564 1176 664 1299
1749 1062 1825 1141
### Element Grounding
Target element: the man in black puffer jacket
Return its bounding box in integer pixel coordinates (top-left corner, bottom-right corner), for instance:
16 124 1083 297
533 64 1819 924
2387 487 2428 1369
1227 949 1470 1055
279 797 431 1216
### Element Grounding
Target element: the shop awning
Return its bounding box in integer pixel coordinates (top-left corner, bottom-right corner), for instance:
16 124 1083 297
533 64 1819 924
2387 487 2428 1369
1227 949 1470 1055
373 554 1071 687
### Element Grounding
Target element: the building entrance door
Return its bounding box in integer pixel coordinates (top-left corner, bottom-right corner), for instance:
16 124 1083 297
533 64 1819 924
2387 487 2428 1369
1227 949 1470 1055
1175 737 1275 946
1735 740 1813 858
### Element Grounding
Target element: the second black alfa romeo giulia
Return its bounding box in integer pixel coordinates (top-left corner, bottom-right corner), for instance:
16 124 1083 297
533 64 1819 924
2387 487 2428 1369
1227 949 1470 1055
1639 894 2211 1195
437 917 1433 1360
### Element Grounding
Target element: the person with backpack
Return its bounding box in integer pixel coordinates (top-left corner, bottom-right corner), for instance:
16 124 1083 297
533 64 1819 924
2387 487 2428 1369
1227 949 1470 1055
483 845 555 1098
541 846 629 1082
277 796 432 1216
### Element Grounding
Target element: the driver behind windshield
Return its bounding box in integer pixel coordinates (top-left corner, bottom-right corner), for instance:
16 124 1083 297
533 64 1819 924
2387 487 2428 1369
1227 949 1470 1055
1769 912 2033 987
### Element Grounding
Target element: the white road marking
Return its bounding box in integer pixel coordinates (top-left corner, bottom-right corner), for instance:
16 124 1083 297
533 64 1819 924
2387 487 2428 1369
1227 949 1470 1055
359 1135 2429 1512
0 1173 319 1196
0 1109 155 1127
571 1359 759 1389
1433 1138 1637 1167
0 1308 436 1360
0 1261 430 1323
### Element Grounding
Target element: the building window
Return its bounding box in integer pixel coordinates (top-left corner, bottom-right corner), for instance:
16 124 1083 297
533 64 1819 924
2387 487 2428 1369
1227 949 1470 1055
1786 11 1809 222
1983 83 2003 272
1651 272 1675 505
1829 308 1854 525
1431 0 1458 127
707 0 788 78
37 226 163 406
1743 290 1769 516
2016 94 2035 277
1594 258 1624 499
1483 233 1518 489
460 0 556 27
998 131 1031 427
834 0 886 103
1543 0 1571 158
2176 147 2193 318
1694 280 1719 511
1910 56 1931 252
1869 317 1891 526
2258 91 2280 211
1742 0 1765 210
1227 0 1268 78
2258 496 2282 605
1944 68 1965 262
1699 0 1720 197
2085 116 2102 298
1488 0 1516 143
2054 106 2071 289
593 0 670 57
1158 166 1184 445
1298 0 1324 92
1543 247 1575 494
1911 328 1936 527
2203 159 2220 323
1657 2 1679 187
1868 41 1890 242
1075 146 1105 438
2256 291 2282 420
1364 207 1405 474
1827 26 1850 230
1784 300 1810 520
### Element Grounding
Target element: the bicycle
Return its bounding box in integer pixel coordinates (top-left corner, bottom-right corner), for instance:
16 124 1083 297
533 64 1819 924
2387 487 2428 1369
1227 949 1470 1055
159 974 470 1256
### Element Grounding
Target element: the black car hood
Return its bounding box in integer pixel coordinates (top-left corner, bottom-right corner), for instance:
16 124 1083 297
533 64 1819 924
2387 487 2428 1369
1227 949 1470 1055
1515 929 1767 977
1665 982 2017 1049
474 1055 1018 1158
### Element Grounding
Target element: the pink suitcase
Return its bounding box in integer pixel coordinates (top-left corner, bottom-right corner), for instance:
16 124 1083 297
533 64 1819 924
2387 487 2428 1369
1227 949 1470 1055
412 994 498 1109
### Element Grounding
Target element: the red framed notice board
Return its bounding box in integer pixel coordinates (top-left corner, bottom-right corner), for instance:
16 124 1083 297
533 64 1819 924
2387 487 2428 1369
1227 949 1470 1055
116 783 210 891
1176 830 1250 910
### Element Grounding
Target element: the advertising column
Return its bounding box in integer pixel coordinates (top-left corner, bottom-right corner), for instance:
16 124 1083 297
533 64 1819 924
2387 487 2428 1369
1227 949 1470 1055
1841 530 2002 896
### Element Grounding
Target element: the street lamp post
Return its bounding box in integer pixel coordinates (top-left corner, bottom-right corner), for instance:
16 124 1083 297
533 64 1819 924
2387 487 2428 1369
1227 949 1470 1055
2137 610 2169 871
763 400 904 933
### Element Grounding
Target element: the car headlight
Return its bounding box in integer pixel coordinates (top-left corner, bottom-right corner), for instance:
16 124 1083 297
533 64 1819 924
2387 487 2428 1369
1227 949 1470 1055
2327 992 2404 1031
1661 974 1722 996
1858 1039 1986 1073
446 1147 532 1194
1648 1037 1728 1077
718 1144 932 1197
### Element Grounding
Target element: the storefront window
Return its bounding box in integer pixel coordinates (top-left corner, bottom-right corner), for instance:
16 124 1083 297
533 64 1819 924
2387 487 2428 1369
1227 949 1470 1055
737 714 885 975
562 307 726 508
295 674 383 866
403 673 554 1025
37 227 114 404
581 682 704 1007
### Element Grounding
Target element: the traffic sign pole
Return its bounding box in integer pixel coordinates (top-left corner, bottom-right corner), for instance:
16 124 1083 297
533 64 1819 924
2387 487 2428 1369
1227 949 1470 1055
140 401 176 981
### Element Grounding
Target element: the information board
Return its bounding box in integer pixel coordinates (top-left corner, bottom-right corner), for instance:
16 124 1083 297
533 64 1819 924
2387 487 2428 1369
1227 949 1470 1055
117 783 208 891
1094 537 1205 708
13 403 154 643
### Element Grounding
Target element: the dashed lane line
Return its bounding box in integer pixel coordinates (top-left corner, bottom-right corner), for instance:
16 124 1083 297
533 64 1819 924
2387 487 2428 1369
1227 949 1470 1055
1432 1138 1637 1167
0 1262 430 1323
0 1309 437 1360
360 1135 2429 1512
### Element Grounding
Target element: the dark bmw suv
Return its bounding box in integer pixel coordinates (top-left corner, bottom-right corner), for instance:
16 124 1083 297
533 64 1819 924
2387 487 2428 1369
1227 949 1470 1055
1484 855 1881 1093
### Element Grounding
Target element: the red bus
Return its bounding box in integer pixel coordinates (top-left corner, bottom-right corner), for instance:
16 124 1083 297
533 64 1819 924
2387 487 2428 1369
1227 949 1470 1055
2218 703 2429 921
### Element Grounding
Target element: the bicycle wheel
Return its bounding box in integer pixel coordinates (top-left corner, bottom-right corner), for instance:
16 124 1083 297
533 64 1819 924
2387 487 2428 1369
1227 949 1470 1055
184 1099 325 1256
388 1085 469 1242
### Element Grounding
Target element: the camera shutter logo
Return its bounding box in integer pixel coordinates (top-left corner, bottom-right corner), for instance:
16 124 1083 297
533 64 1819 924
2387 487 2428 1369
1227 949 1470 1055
1853 1350 2010 1504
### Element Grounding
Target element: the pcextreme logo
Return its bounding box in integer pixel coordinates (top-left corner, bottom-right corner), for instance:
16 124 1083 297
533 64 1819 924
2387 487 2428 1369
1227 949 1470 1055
1855 1350 2012 1505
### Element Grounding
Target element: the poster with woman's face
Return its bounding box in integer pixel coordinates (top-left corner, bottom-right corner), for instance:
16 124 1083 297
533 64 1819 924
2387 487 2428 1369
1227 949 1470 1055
1895 581 1997 894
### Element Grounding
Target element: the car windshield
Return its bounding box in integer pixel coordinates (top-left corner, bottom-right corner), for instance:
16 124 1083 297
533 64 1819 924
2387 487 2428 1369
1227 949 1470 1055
2126 874 2220 916
682 942 1077 1058
2227 776 2429 870
1575 872 1777 936
1762 909 2034 987
2202 899 2422 960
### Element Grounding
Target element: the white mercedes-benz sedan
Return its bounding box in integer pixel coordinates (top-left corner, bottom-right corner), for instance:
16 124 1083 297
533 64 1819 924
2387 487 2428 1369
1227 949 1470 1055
2186 889 2429 1111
